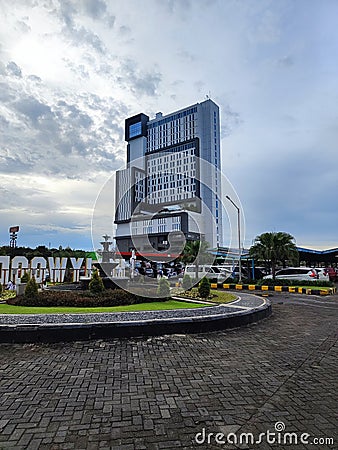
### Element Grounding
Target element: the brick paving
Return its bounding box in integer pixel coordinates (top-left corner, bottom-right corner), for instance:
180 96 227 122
0 294 337 449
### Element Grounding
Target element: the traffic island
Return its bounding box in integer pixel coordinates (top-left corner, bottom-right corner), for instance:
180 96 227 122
0 294 271 343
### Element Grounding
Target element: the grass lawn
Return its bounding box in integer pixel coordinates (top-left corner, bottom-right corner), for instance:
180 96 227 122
174 289 237 304
210 290 237 303
0 300 210 315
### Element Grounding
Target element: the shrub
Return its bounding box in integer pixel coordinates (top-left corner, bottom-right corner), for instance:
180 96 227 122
256 278 334 287
198 277 210 298
180 288 199 299
129 287 167 304
24 276 39 301
8 288 167 308
308 280 334 287
182 274 192 290
89 270 105 294
157 277 171 299
1 291 16 301
20 271 30 283
64 269 73 283
256 278 289 286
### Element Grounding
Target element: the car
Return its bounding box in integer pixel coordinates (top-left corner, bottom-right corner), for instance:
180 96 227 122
314 268 329 281
229 266 265 280
263 267 318 281
229 266 249 279
184 265 232 283
325 267 337 282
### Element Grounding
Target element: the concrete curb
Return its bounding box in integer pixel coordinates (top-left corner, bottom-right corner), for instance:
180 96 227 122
210 283 336 296
0 300 271 344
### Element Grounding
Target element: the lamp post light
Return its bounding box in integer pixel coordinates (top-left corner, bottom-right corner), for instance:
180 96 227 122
226 195 242 283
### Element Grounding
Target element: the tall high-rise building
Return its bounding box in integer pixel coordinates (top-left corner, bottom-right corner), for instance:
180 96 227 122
114 99 223 258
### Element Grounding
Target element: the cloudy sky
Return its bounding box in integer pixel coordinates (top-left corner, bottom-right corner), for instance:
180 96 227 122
0 0 337 251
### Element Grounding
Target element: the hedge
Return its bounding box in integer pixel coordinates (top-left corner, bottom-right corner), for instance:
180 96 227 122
7 289 167 308
256 278 334 287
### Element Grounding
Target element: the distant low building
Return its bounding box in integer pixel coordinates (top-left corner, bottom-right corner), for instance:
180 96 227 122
297 247 338 266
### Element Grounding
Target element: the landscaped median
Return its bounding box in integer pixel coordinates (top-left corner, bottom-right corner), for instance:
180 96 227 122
210 283 336 296
0 284 272 343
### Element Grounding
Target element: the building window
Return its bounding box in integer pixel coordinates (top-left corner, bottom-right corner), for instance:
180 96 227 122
129 122 142 138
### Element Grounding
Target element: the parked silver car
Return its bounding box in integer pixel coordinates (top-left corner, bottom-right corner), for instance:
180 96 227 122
263 267 318 281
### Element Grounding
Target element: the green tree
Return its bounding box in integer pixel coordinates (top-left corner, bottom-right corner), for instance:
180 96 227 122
35 245 52 258
180 240 213 280
198 277 211 298
249 232 298 279
89 270 105 294
20 271 30 283
157 277 171 299
24 276 39 300
182 274 192 290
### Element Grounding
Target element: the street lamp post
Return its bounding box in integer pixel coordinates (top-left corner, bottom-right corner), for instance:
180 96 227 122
226 196 242 283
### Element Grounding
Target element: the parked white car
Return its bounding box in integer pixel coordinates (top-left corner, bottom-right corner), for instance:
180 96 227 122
263 267 318 281
314 268 330 281
184 265 232 282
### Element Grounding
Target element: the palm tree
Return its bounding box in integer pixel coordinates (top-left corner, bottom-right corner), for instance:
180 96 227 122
180 240 213 279
249 232 298 279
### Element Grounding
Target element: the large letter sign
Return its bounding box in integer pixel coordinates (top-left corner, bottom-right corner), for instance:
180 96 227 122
0 256 10 285
0 256 94 284
70 258 84 282
11 256 29 280
48 257 68 283
30 257 47 283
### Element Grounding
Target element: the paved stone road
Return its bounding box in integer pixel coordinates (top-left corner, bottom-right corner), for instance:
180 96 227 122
0 294 336 450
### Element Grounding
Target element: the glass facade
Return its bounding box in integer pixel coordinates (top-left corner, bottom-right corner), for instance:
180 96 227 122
129 122 142 138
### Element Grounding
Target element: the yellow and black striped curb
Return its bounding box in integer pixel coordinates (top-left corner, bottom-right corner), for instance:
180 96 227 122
210 283 336 296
